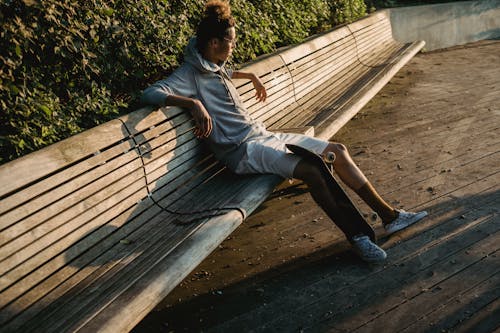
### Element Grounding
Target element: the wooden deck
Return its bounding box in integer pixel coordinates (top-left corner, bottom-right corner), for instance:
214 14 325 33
133 40 500 333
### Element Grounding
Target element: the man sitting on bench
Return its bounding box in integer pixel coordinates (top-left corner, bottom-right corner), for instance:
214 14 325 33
141 0 427 262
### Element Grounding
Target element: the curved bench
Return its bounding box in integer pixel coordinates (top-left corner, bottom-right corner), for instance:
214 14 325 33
0 10 424 333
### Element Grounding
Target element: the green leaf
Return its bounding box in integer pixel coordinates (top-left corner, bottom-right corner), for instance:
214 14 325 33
103 8 114 17
15 44 22 57
39 105 52 117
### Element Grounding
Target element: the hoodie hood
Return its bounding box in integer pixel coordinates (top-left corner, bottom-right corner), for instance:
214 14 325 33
184 37 226 73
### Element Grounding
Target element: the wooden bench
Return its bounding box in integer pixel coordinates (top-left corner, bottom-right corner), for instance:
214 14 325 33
0 10 424 333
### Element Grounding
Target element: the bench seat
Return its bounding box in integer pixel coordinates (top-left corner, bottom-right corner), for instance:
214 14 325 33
0 10 423 333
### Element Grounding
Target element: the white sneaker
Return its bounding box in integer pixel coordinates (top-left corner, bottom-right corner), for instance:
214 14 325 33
384 209 428 235
351 235 387 262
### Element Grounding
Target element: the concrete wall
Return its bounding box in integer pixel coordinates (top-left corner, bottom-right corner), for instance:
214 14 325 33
389 0 500 51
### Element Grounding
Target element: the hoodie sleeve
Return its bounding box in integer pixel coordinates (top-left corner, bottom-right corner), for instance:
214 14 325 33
140 64 197 107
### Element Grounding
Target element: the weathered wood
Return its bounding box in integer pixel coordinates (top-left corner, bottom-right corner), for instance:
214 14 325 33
0 120 126 200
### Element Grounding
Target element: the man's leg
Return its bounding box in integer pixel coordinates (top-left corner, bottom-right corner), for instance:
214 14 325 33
321 143 398 224
320 142 428 232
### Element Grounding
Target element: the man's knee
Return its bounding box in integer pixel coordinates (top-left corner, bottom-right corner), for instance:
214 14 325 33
324 142 348 154
324 143 350 164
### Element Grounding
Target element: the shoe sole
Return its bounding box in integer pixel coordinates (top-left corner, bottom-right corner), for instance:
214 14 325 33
385 210 428 235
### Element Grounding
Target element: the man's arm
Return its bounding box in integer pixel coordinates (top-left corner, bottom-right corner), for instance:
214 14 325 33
164 95 212 138
231 71 267 102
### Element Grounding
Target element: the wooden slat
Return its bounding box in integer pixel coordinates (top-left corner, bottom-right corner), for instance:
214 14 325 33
236 57 297 121
0 149 141 249
0 120 126 200
315 41 425 139
150 156 223 207
293 48 359 101
0 137 135 219
261 99 303 130
237 65 291 102
0 170 145 277
279 26 352 64
0 197 169 330
0 173 147 295
347 10 389 35
119 106 185 135
0 164 145 276
244 76 296 120
270 60 367 129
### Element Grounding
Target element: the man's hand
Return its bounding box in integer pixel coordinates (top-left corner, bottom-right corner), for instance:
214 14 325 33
251 75 267 103
191 99 213 138
231 71 267 103
164 95 212 138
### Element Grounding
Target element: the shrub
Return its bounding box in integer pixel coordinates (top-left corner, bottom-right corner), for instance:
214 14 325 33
0 0 366 163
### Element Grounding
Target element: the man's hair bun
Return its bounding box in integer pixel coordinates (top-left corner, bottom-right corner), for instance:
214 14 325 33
204 0 232 21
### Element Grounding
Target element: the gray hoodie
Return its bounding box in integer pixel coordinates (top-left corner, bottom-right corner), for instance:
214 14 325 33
141 37 268 170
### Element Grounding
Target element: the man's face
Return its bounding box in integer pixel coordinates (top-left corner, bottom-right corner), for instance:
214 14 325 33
214 27 236 63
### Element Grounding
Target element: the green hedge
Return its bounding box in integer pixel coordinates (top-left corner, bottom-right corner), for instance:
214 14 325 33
0 0 366 164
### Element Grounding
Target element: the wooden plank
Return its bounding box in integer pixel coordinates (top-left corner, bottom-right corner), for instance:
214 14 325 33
0 176 147 296
287 31 354 70
0 198 173 330
278 26 352 65
208 170 500 332
0 186 151 329
238 54 288 80
241 208 500 332
244 77 296 119
0 119 126 199
0 141 139 235
119 105 184 135
353 248 500 332
347 10 389 36
0 149 141 246
13 174 258 332
150 157 223 208
0 207 182 331
268 61 369 129
292 48 359 101
285 34 355 74
0 138 136 218
259 100 303 130
0 166 145 275
146 150 219 195
452 297 500 333
144 139 204 183
237 66 291 102
249 87 298 123
129 112 192 148
399 273 500 332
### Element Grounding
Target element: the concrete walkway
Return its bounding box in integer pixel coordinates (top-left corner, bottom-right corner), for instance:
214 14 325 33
133 40 500 333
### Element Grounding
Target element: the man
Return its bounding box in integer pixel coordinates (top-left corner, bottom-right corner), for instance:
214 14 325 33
141 0 427 262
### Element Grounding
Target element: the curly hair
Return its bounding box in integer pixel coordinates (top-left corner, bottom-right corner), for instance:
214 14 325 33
196 0 235 53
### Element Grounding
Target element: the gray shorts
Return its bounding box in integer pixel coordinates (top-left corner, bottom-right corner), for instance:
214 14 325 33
233 132 329 179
